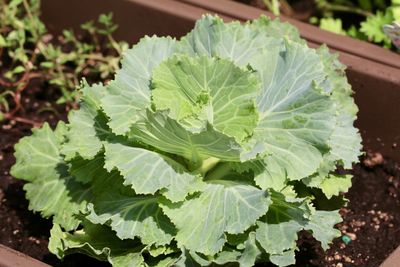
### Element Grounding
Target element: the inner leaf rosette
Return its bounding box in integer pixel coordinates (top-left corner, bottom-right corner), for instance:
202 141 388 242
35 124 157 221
11 15 361 267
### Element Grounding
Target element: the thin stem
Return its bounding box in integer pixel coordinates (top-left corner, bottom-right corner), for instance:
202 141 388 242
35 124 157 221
22 0 40 40
263 0 280 15
89 30 101 52
204 162 232 181
82 53 111 63
319 2 373 17
198 157 220 176
107 34 122 55
8 116 42 127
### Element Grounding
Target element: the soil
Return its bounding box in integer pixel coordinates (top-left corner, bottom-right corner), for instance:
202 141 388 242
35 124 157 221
1 85 400 267
295 152 400 267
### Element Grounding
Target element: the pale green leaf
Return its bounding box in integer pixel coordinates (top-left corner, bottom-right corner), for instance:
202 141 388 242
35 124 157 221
238 232 262 267
11 122 90 230
24 167 91 230
0 34 6 47
181 15 278 65
180 15 299 67
360 11 393 45
269 249 296 266
213 249 242 265
12 65 26 74
230 159 286 191
253 133 324 182
320 174 352 199
393 6 400 21
256 87 335 149
145 245 177 257
187 251 212 266
11 122 66 182
62 83 111 160
49 222 145 267
257 219 301 255
256 192 311 254
104 142 204 202
151 55 260 141
174 249 213 267
328 114 362 169
305 210 342 250
161 183 270 255
148 256 180 267
102 36 178 135
179 15 224 57
254 159 287 191
69 155 104 184
87 174 176 246
316 45 362 169
251 16 304 43
112 252 145 267
10 14 360 267
129 110 244 162
249 41 336 181
319 18 346 35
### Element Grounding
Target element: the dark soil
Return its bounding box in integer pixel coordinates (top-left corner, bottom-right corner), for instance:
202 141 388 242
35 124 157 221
1 80 400 267
294 152 400 267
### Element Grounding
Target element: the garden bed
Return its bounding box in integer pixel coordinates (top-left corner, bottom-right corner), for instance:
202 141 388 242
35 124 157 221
2 110 400 267
1 0 400 266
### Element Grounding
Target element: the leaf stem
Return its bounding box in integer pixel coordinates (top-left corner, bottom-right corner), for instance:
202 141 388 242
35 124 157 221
107 34 122 56
263 0 280 15
204 162 232 181
22 0 40 40
198 157 220 176
318 2 373 17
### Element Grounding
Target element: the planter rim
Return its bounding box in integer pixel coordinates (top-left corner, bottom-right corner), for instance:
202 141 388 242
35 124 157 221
380 245 400 267
121 0 232 23
177 0 400 69
0 244 50 267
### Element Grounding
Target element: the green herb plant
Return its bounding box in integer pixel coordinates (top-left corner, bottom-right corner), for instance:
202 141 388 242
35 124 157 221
0 0 127 124
316 0 400 48
11 15 362 267
261 0 400 50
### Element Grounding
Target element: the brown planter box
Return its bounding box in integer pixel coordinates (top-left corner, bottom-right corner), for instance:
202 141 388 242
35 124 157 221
0 245 50 267
381 246 400 267
1 0 399 266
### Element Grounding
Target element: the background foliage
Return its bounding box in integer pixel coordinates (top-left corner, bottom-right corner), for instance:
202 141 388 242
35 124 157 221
261 0 400 50
0 0 126 124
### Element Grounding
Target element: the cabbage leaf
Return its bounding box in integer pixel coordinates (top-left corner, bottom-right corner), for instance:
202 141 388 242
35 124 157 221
11 15 361 267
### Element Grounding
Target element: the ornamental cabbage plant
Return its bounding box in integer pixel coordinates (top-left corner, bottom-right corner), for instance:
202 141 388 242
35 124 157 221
11 15 362 267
